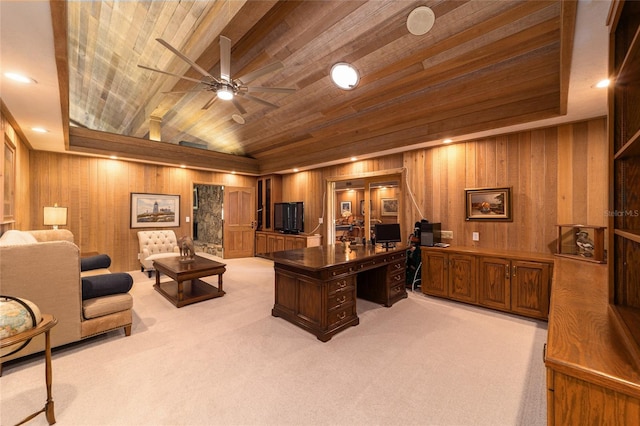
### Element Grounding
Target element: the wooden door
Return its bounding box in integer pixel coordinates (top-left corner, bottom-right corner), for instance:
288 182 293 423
223 186 255 258
478 257 511 310
421 251 448 297
511 260 550 319
448 254 477 303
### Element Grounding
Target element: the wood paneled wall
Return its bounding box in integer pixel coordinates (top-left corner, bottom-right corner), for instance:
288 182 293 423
20 117 607 272
402 118 607 252
28 153 255 272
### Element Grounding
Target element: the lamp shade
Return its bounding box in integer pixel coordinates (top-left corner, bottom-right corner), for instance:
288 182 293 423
43 205 67 228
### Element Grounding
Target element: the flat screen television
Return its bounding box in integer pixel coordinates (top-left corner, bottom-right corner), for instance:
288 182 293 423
274 202 304 234
374 223 401 249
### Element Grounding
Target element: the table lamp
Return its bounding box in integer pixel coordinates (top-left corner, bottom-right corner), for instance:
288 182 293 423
43 204 67 229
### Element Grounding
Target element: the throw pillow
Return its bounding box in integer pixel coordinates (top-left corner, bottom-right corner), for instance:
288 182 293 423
0 230 38 246
81 273 133 300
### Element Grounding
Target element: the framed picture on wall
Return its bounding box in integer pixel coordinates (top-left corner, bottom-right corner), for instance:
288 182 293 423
381 198 398 216
340 201 352 215
465 187 512 221
130 193 180 228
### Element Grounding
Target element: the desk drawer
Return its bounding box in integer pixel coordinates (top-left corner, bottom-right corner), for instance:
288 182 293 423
388 259 405 275
328 277 354 294
328 302 356 328
328 289 355 310
328 265 356 278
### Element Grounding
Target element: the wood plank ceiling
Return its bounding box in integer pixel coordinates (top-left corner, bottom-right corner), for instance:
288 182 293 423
63 0 576 175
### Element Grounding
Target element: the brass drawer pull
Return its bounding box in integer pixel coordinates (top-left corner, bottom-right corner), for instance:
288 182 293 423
336 295 346 304
337 311 346 320
393 275 402 281
338 280 347 288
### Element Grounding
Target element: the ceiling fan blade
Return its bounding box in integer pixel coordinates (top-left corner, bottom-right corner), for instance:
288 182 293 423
235 62 284 85
162 89 208 94
231 98 247 115
219 36 232 82
138 65 204 85
156 38 219 81
242 93 279 109
202 96 217 110
247 86 296 94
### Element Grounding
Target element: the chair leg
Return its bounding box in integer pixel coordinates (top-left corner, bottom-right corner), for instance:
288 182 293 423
124 325 132 336
147 270 152 278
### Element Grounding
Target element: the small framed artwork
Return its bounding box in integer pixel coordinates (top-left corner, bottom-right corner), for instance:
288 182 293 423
340 201 352 215
360 200 372 216
381 198 398 216
465 187 512 221
131 193 180 228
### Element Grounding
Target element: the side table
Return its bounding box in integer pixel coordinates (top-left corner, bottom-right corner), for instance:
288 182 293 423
1 314 58 425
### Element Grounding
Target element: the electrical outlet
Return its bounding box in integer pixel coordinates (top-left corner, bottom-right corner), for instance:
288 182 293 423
440 230 453 239
185 216 190 223
472 232 480 241
319 217 323 224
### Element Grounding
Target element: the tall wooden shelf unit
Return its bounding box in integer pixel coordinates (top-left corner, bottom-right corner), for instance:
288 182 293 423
256 175 282 232
610 0 640 361
545 3 640 424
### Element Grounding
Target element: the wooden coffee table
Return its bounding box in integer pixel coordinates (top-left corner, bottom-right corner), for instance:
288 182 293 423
153 256 226 308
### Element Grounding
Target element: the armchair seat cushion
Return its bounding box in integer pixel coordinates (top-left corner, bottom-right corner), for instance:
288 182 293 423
83 293 133 320
144 252 180 266
81 273 133 300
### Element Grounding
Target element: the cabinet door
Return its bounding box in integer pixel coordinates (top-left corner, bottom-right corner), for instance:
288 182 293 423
479 257 510 310
448 254 476 303
511 261 550 319
255 232 267 254
421 252 448 297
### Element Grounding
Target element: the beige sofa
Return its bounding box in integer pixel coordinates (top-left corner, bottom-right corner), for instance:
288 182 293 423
0 229 133 364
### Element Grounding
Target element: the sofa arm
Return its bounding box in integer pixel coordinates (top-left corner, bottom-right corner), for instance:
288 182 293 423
82 273 133 300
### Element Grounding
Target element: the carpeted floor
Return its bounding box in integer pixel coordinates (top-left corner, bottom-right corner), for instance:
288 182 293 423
1 254 547 426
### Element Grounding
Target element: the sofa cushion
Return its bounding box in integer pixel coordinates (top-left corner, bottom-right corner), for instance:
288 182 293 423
81 254 112 272
0 230 38 246
81 273 133 300
83 293 133 319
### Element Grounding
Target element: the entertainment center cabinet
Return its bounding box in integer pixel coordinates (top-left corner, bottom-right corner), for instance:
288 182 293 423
420 246 553 320
255 231 321 255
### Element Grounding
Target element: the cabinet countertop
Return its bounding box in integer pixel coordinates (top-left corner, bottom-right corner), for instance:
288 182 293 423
420 245 555 263
545 257 640 398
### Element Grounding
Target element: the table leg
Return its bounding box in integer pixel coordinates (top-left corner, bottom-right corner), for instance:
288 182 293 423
44 328 55 425
218 274 223 293
177 280 184 302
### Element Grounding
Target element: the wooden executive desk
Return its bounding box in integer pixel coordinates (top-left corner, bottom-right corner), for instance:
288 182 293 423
271 244 407 341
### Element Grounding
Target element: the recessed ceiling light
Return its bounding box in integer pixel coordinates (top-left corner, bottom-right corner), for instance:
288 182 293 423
4 72 37 84
231 171 236 175
595 79 610 88
293 168 299 172
180 165 186 169
109 155 118 160
31 127 49 133
331 63 359 90
350 157 357 162
443 138 453 144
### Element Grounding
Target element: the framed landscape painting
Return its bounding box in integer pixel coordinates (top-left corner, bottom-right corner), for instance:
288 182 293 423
130 193 180 228
465 187 512 221
381 198 398 216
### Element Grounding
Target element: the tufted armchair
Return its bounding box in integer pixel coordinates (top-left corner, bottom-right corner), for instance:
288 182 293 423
137 230 181 277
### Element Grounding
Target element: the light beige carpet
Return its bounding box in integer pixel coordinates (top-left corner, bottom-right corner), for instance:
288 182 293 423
1 254 547 425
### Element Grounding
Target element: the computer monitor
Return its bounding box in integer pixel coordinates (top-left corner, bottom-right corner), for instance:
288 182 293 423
374 223 401 250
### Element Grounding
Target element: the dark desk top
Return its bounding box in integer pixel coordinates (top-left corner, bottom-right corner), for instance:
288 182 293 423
271 244 405 271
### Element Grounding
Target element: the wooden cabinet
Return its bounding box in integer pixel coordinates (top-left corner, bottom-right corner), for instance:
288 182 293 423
421 246 553 320
256 175 281 232
255 231 321 255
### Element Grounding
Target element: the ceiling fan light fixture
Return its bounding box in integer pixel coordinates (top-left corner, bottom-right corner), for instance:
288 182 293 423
217 86 234 100
331 63 359 90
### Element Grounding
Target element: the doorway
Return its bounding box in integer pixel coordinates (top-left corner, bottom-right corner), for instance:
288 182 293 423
193 183 224 257
327 169 405 245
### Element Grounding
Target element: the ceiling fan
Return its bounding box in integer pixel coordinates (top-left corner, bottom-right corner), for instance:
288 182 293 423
138 36 295 114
